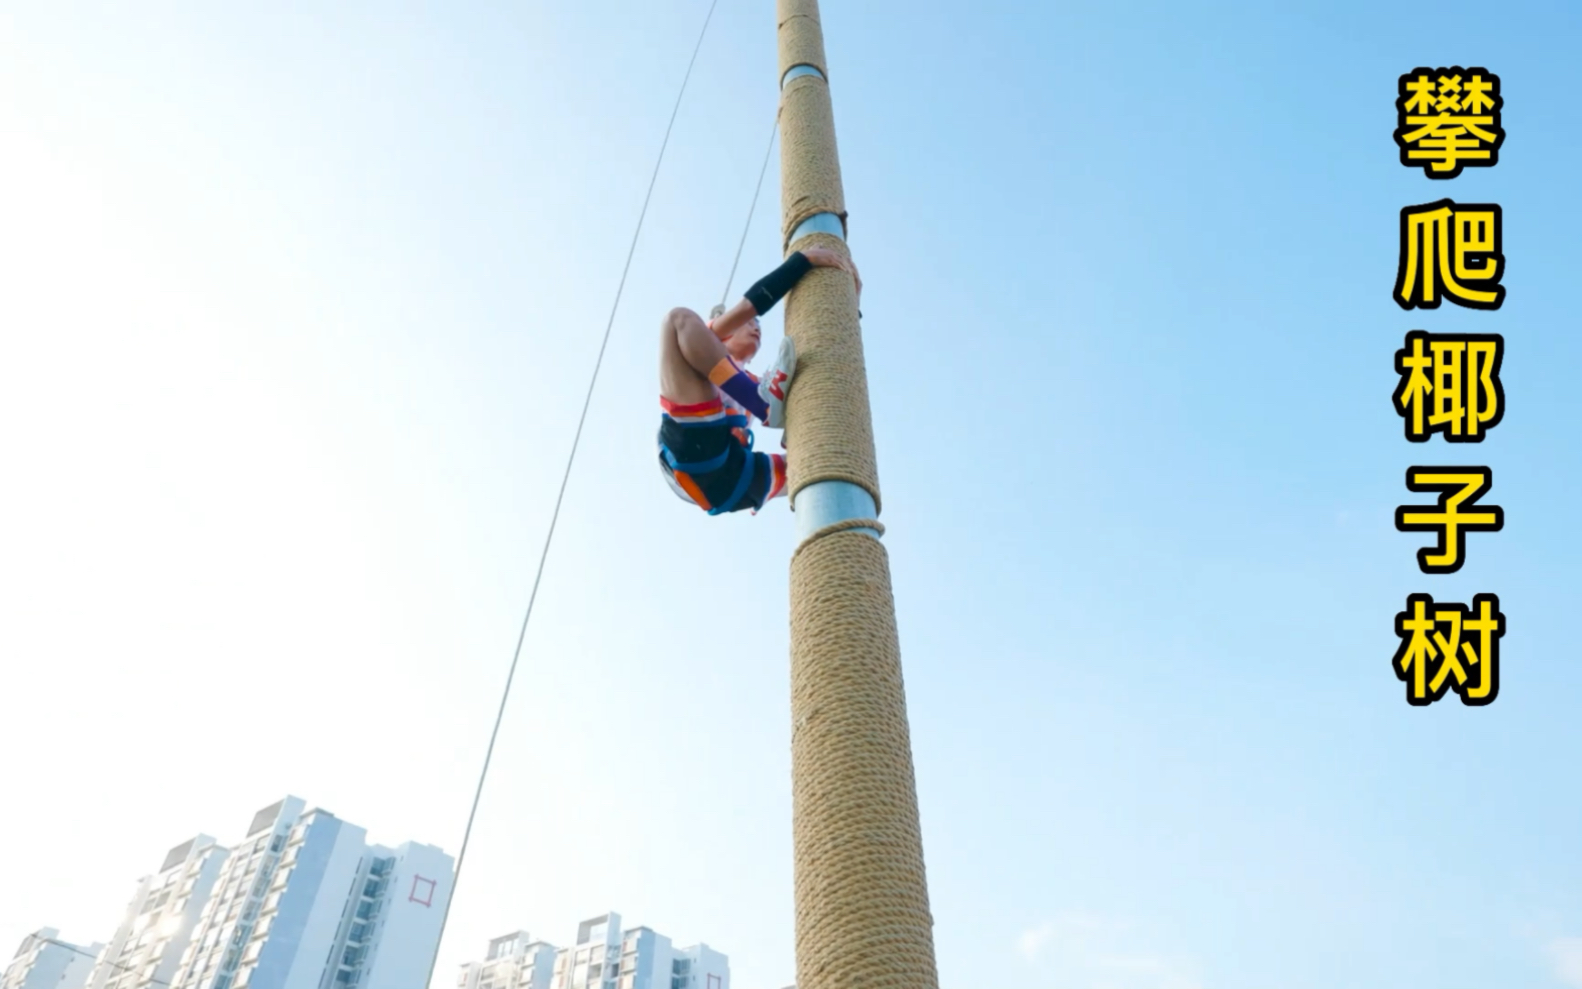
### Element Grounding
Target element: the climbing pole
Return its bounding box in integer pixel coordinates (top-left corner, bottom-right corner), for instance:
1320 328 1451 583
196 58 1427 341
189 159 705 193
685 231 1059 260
777 2 941 988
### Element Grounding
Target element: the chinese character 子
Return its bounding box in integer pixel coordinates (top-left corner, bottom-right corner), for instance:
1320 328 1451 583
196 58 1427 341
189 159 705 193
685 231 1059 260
1393 330 1504 442
1395 67 1503 178
1395 200 1504 311
1394 466 1503 574
1393 593 1504 705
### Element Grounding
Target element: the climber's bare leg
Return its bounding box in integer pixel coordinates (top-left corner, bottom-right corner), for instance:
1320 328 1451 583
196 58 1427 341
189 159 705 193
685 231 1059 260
659 305 761 406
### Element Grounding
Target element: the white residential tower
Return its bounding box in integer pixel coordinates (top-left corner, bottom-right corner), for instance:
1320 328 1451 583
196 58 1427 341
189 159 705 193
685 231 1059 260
167 797 455 989
87 835 229 989
539 914 728 989
3 929 103 989
456 932 558 989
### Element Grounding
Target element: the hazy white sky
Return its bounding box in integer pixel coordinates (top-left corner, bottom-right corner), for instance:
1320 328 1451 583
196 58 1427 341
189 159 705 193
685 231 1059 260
4 2 1582 989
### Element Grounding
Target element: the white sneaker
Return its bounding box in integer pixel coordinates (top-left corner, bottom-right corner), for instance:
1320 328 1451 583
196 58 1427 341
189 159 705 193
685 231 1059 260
758 335 797 429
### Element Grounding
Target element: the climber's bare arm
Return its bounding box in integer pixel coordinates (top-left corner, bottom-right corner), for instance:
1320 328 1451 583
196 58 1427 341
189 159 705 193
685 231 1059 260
657 249 856 414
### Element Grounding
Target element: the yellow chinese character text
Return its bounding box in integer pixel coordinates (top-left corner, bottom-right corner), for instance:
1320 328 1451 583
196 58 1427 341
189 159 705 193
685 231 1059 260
1395 200 1505 311
1394 467 1504 574
1393 330 1504 441
1395 67 1503 178
1393 593 1504 706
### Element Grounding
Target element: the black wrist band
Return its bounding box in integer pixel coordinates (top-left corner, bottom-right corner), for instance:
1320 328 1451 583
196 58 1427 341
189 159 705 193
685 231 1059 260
744 251 814 315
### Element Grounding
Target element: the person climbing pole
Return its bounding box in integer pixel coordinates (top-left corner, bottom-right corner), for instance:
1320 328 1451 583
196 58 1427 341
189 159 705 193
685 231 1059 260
658 246 860 515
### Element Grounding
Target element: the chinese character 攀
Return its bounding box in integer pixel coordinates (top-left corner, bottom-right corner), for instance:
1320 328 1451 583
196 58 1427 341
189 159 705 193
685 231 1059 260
1395 67 1503 179
1393 330 1504 442
1393 592 1504 705
1395 200 1504 311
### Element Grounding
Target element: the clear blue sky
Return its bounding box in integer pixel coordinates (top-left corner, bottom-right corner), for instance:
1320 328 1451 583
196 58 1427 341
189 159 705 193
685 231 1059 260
2 2 1580 988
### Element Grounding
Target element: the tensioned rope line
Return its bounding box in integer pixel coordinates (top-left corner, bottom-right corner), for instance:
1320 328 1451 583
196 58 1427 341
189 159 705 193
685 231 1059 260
719 110 780 311
419 1 722 986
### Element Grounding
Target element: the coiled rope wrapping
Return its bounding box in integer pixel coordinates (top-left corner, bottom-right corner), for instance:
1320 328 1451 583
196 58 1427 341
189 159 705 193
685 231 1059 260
778 2 939 988
789 531 936 989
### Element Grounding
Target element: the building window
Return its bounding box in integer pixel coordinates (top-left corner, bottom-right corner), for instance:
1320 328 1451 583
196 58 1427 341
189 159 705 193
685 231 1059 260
409 875 437 908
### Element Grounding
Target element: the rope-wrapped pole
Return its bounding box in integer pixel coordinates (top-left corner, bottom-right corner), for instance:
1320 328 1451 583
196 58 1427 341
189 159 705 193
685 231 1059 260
778 3 940 988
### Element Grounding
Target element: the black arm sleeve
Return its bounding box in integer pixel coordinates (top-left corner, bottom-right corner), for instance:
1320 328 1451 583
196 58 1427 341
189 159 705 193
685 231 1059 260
744 251 814 315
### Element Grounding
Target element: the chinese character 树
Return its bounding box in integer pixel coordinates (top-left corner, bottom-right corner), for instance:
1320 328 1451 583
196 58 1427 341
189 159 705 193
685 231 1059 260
1393 593 1504 705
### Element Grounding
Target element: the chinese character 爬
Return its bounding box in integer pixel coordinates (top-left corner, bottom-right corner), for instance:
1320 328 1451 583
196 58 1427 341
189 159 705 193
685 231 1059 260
1395 67 1503 178
1394 330 1504 442
1395 466 1504 574
1396 200 1505 311
1393 593 1504 705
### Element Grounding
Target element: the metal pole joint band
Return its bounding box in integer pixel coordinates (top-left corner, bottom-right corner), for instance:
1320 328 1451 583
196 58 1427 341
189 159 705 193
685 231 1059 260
794 480 881 543
781 63 826 88
789 211 846 244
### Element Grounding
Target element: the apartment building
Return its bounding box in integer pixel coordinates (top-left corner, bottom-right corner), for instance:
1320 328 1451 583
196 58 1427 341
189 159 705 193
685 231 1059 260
167 797 454 989
87 835 229 989
3 929 103 989
456 931 558 989
541 913 727 989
